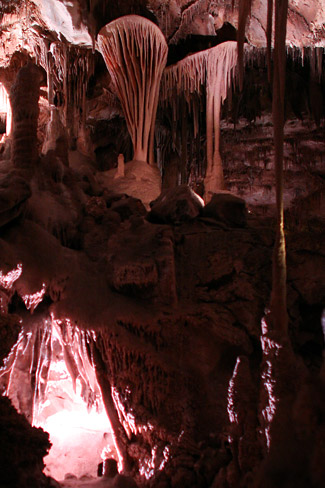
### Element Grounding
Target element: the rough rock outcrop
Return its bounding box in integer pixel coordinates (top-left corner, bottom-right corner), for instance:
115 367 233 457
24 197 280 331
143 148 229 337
0 396 51 488
201 191 247 227
148 184 204 224
0 171 31 228
10 62 44 174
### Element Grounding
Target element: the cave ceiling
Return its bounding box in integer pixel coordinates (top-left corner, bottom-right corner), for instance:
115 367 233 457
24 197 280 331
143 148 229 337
0 0 324 70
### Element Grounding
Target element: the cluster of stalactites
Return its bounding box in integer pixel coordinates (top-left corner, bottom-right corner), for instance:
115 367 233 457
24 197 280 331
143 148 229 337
0 317 100 425
161 41 238 137
97 15 168 163
33 39 94 123
288 46 324 82
65 46 95 114
243 45 324 81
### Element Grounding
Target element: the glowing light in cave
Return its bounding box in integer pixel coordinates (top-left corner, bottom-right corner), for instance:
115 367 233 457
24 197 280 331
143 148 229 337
158 446 170 471
139 445 157 480
227 356 241 425
22 282 46 312
0 83 12 138
260 317 282 450
33 325 116 482
321 309 325 340
0 264 23 313
0 263 22 289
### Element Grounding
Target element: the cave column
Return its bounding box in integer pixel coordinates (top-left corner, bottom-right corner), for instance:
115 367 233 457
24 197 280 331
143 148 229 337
204 56 225 201
91 341 132 472
10 62 43 174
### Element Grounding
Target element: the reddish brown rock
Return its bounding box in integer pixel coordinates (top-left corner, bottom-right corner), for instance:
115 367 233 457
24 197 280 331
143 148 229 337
149 185 204 224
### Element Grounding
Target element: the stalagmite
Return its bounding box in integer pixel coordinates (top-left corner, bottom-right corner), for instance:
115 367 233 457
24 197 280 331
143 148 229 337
161 41 238 200
97 15 168 164
115 153 125 178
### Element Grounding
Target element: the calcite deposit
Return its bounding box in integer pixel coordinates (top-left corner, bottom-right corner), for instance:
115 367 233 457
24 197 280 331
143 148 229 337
0 1 324 488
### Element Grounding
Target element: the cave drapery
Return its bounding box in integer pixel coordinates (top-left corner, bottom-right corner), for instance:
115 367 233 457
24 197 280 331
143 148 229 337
0 1 325 487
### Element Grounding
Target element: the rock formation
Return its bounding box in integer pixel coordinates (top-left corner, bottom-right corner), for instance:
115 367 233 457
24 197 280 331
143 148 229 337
0 1 324 488
98 15 168 164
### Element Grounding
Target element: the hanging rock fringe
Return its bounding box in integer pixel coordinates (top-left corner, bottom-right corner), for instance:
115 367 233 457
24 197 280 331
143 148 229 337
161 41 238 131
161 41 237 195
98 15 168 163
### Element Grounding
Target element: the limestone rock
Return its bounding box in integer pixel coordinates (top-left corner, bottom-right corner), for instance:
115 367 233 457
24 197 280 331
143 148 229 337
85 196 108 221
97 160 162 209
107 221 177 305
110 196 147 222
0 396 51 487
0 171 31 228
0 313 20 362
201 191 247 227
148 185 204 224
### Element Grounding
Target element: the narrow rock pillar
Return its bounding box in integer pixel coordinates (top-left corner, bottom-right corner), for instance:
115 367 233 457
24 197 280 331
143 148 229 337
10 62 43 174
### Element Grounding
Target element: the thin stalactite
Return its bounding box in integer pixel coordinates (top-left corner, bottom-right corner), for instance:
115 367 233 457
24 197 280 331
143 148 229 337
266 0 274 84
237 0 252 90
269 0 289 334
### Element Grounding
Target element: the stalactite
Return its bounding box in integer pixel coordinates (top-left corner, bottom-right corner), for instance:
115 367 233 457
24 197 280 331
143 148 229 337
0 329 25 381
98 15 168 163
269 0 288 335
1 328 36 421
31 321 52 424
161 41 237 199
237 0 252 90
267 0 274 83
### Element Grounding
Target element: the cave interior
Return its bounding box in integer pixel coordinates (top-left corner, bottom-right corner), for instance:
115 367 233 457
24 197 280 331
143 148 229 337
0 1 324 487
